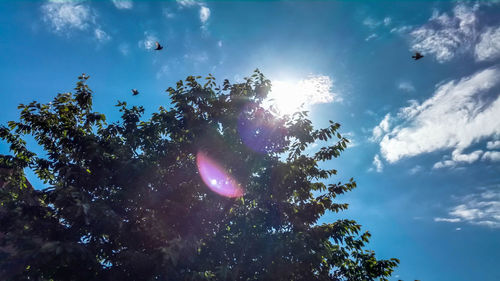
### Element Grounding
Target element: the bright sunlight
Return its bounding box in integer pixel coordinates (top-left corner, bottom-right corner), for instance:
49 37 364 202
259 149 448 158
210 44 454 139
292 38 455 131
265 75 338 115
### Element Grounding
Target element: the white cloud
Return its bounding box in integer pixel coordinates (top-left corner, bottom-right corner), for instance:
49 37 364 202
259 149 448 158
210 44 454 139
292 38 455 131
41 0 111 43
365 33 377 41
408 2 500 62
41 0 93 33
138 31 159 50
433 149 483 169
94 28 110 42
452 205 489 222
434 217 461 223
298 75 338 104
481 190 498 199
217 40 222 48
371 114 391 142
398 81 416 93
363 17 379 29
409 165 422 175
199 6 210 24
372 154 384 173
378 67 500 164
436 187 500 228
451 149 483 163
487 140 500 149
475 26 500 61
176 1 210 28
410 3 478 62
163 8 175 18
482 151 500 161
383 17 392 26
183 51 208 63
118 42 130 56
111 0 133 10
390 25 412 34
363 17 390 29
342 132 357 148
176 0 197 8
433 160 456 169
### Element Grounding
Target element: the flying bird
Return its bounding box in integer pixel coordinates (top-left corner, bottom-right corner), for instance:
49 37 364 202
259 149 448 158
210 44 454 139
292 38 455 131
412 52 424 60
154 41 163 51
132 89 139 96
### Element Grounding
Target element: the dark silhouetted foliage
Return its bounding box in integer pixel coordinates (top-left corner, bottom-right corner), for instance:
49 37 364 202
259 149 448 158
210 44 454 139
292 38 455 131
0 71 398 280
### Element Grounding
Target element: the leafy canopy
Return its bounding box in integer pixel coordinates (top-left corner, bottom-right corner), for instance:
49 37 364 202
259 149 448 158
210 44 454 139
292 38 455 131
0 71 398 280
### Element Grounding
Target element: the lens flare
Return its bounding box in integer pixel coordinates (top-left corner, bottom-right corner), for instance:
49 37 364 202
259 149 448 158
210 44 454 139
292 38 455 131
238 102 287 154
196 151 243 198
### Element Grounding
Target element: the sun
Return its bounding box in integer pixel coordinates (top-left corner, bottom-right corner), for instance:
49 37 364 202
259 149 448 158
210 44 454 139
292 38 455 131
265 80 307 115
264 76 336 116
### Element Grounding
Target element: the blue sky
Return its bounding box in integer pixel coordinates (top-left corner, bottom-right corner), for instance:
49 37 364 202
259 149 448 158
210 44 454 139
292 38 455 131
1 0 500 280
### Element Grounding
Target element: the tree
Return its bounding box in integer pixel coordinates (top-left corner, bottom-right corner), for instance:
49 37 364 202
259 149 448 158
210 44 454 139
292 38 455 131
0 71 399 280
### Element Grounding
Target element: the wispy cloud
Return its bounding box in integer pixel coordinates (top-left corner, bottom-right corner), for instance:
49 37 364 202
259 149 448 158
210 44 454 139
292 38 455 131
111 0 133 10
163 8 175 19
138 31 159 50
183 51 208 63
433 149 483 169
199 5 210 24
375 67 500 167
383 17 391 26
370 113 391 142
41 0 94 33
475 26 500 61
365 33 377 41
434 217 461 223
410 3 479 62
432 160 455 169
363 16 391 29
176 0 210 28
118 42 130 56
298 75 338 104
410 3 500 63
409 165 422 175
94 28 111 42
41 0 110 42
368 154 384 173
342 132 358 148
176 0 197 8
390 25 412 34
363 17 378 29
398 81 416 93
435 187 500 228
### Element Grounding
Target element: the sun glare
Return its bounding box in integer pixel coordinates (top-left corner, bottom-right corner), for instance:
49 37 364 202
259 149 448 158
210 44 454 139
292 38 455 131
265 76 336 115
265 81 305 115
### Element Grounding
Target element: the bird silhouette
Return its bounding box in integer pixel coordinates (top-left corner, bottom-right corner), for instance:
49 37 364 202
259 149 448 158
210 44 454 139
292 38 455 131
154 41 163 51
132 89 139 96
412 52 424 60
